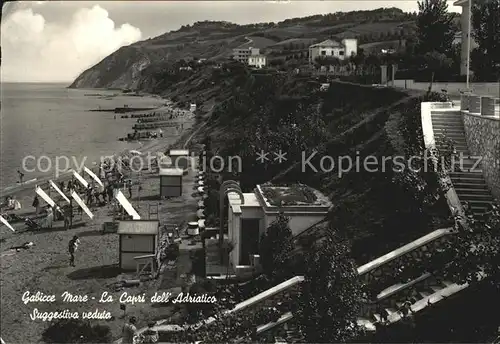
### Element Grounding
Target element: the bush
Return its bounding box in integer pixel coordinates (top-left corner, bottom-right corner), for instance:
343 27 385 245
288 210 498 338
164 242 180 261
395 68 466 82
42 319 112 343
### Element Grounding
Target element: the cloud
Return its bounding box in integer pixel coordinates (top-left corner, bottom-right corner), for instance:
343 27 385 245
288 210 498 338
1 4 142 83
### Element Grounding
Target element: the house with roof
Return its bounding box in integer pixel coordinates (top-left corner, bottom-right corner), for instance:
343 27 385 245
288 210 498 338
232 37 276 66
225 184 332 273
308 38 358 65
248 53 267 68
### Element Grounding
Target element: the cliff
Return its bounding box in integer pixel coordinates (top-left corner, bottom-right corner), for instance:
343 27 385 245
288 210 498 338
69 9 416 90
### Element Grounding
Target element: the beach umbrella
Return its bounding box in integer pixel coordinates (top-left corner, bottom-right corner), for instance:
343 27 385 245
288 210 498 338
72 170 88 188
0 215 15 232
36 186 56 207
70 191 94 220
84 166 104 187
49 180 70 203
115 190 140 220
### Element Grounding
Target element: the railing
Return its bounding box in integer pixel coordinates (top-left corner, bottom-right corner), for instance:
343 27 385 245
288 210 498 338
153 276 304 334
461 94 500 118
430 102 454 109
421 102 464 217
357 228 452 279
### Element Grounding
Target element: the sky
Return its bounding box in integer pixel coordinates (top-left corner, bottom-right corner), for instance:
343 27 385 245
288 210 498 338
1 0 462 83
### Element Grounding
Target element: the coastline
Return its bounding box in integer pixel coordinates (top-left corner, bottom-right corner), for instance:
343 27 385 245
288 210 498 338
0 96 181 200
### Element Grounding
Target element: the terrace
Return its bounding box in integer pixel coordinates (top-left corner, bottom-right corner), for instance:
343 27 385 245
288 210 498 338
217 184 332 277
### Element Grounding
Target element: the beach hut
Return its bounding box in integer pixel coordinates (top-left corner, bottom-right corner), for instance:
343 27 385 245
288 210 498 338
118 220 159 271
168 149 189 171
159 167 184 198
187 221 199 236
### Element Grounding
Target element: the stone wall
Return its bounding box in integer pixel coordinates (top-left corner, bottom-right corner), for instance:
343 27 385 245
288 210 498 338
393 80 499 97
463 113 500 201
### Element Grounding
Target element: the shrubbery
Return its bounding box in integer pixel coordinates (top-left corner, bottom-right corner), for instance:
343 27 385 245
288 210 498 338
42 319 112 343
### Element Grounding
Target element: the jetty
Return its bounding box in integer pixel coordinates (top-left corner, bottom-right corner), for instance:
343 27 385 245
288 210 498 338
89 106 158 113
132 122 179 130
137 116 173 123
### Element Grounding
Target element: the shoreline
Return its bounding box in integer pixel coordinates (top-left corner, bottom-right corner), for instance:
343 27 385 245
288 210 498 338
0 97 206 343
0 100 190 200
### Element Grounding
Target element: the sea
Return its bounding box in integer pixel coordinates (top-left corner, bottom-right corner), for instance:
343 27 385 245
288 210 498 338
0 82 165 190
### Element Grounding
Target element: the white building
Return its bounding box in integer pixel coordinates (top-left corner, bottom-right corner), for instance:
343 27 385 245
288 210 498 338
248 54 267 68
454 0 478 76
118 220 159 271
308 38 358 65
226 184 332 270
233 47 267 68
233 47 258 63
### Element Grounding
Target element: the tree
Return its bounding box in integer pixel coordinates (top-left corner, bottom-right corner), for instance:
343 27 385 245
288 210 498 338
294 231 363 342
416 0 455 56
259 212 295 281
421 51 453 91
365 54 381 74
440 204 500 287
470 0 500 81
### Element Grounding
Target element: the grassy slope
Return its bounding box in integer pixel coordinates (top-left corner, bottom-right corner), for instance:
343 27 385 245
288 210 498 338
156 65 452 263
70 8 416 89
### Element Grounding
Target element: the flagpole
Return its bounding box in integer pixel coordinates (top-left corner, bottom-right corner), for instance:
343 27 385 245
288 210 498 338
466 0 471 90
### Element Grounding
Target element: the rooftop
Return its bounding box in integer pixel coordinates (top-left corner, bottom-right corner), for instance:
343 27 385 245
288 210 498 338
227 192 261 211
169 149 189 156
257 184 331 207
310 39 343 48
159 167 184 176
117 220 159 235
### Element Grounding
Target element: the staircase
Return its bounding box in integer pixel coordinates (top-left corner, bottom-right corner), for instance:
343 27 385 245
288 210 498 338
431 109 497 215
247 103 499 342
369 274 456 324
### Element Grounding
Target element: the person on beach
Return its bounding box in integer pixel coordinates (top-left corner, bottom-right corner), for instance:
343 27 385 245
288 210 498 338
68 235 80 267
140 321 158 343
32 196 40 214
107 184 114 203
85 185 92 206
63 204 72 229
67 180 73 193
17 170 24 184
127 180 133 199
44 207 54 228
59 181 65 191
122 316 138 344
91 187 98 206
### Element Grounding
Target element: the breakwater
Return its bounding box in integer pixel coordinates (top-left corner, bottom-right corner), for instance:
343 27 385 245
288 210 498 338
90 107 158 113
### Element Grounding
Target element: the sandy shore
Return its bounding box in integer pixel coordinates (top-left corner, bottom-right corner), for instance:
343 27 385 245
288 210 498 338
0 105 205 343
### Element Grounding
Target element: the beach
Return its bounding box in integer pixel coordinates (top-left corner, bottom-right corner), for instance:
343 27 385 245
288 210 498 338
0 91 206 342
0 83 167 189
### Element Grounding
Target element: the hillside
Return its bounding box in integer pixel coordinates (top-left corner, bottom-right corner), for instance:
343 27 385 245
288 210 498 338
69 7 455 261
150 59 453 264
69 8 416 89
